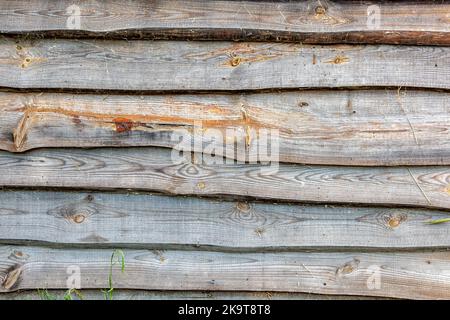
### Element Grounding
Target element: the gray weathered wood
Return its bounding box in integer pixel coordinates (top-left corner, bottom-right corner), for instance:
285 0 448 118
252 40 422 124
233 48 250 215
1 38 449 90
0 246 449 299
1 90 449 166
0 147 449 209
0 190 449 249
0 0 449 45
0 289 387 300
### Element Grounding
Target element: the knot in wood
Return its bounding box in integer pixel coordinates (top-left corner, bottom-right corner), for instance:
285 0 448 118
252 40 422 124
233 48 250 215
197 181 206 190
236 202 251 213
73 213 86 224
332 56 349 64
315 6 326 15
230 56 241 67
298 102 309 108
385 213 407 229
2 265 22 290
336 259 360 276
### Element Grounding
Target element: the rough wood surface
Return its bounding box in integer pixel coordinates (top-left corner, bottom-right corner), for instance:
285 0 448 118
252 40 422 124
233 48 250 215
0 190 449 249
0 245 449 299
0 147 449 209
1 38 448 90
0 0 449 45
1 90 449 166
0 289 386 300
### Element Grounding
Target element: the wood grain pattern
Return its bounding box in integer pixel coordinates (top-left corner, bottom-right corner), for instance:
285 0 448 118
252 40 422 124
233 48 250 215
1 90 449 166
0 290 386 300
0 190 449 249
1 38 449 90
1 245 450 299
0 0 449 45
0 147 449 209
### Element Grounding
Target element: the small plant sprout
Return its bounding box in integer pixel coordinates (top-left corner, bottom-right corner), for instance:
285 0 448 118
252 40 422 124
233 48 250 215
63 288 84 300
37 288 57 300
102 249 126 300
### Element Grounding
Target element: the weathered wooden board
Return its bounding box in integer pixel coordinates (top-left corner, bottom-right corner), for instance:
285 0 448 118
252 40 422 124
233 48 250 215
1 38 449 90
0 190 449 249
0 148 449 209
0 0 449 45
1 246 450 299
0 289 386 300
1 90 449 166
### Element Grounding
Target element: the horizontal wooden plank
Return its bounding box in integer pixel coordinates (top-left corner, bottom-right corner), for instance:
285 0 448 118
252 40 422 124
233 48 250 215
0 0 449 45
0 147 449 209
0 190 449 249
0 289 386 300
1 38 449 90
1 90 449 166
1 246 449 299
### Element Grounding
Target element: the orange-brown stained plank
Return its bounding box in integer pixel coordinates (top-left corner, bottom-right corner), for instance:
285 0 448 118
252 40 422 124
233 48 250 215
0 90 449 166
1 38 449 90
0 0 449 45
0 147 450 210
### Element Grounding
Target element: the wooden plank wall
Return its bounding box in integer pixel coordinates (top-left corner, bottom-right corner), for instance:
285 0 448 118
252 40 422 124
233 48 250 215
0 0 449 300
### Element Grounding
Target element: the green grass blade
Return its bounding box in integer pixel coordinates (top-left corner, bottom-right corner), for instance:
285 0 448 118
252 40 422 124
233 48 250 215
37 289 56 300
426 217 450 224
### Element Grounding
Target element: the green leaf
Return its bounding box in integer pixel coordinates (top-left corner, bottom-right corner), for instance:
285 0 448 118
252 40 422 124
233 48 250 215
63 293 73 300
